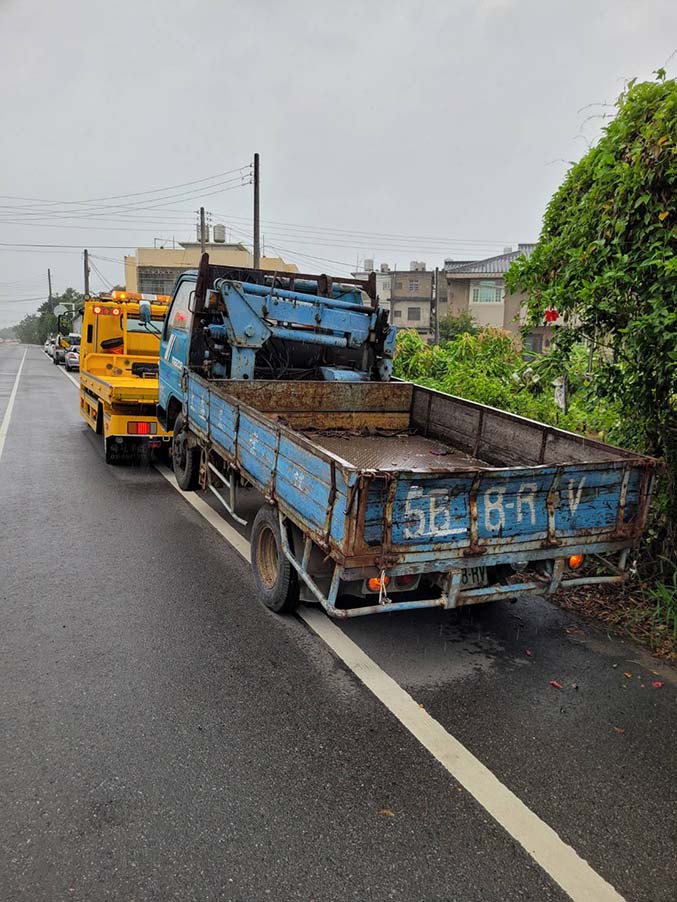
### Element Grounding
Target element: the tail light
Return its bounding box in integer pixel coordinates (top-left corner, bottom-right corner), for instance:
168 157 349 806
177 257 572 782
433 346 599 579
395 574 417 588
367 575 389 592
127 421 156 435
568 554 584 570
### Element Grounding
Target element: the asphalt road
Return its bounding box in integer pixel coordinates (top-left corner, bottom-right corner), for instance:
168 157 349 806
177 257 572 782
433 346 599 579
1 343 675 902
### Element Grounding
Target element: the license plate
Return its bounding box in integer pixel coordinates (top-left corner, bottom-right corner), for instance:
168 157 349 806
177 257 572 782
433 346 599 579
460 566 488 589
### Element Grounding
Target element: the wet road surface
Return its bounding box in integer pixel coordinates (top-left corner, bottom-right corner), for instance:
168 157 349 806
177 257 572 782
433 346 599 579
1 343 675 901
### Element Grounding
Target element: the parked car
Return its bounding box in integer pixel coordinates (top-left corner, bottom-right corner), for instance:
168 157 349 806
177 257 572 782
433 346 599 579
64 346 80 372
45 338 55 357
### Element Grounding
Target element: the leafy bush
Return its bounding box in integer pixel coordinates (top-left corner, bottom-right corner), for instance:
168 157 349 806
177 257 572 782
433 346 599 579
506 73 676 565
393 328 617 434
438 311 479 342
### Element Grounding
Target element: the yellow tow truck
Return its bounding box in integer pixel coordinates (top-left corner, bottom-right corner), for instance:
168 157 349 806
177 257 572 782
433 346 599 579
79 291 173 463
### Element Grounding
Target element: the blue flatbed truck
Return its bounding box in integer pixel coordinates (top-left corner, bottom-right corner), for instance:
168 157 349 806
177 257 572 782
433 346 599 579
157 258 657 619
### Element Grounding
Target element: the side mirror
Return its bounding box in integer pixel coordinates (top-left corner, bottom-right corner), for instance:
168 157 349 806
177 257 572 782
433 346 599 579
139 299 152 325
187 290 197 313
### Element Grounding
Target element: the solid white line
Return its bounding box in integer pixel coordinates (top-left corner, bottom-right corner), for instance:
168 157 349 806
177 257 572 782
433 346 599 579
299 607 623 902
156 458 624 901
155 463 252 561
58 366 80 388
0 348 27 463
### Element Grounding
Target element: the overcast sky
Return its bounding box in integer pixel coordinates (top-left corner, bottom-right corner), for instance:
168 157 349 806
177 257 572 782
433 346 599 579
0 0 674 327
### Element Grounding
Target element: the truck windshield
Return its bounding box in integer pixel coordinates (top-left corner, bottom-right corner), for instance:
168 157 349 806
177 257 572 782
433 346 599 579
125 317 164 335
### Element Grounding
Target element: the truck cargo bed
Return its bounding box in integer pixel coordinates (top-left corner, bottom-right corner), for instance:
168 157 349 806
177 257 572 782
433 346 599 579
306 431 487 471
187 377 656 578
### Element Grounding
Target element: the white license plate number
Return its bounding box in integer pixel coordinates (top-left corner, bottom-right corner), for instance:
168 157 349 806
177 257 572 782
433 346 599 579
460 566 488 589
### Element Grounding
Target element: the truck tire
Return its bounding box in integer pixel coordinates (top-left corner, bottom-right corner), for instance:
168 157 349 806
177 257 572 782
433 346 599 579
251 505 299 614
52 352 59 365
172 414 200 491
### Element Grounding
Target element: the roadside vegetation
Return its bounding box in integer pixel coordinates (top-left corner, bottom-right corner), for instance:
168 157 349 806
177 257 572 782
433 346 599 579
13 287 83 345
396 72 676 657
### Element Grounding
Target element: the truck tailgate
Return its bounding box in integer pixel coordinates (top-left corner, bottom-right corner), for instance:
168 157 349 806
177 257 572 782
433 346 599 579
353 461 650 569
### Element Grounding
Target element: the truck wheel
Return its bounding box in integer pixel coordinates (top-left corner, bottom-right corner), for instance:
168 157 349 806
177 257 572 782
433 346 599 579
251 505 299 614
172 414 200 490
52 353 59 365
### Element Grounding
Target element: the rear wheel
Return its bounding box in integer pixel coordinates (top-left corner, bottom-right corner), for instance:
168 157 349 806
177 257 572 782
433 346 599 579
52 352 59 365
172 414 200 490
251 505 299 613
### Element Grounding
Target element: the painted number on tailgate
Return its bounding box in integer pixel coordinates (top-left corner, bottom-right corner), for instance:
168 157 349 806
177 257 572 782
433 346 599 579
402 474 591 543
404 485 467 539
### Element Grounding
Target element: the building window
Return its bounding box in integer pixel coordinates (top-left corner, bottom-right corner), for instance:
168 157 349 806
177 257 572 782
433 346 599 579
393 309 402 318
470 280 504 303
407 307 421 321
138 268 181 295
394 281 403 289
408 279 419 292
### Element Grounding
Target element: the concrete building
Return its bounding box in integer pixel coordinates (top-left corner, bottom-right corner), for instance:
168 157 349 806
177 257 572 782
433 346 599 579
124 235 297 295
352 259 393 311
390 262 434 335
442 244 554 349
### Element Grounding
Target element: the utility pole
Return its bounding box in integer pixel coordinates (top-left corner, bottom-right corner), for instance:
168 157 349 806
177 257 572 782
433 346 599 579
253 152 260 269
432 267 440 344
200 206 206 255
83 249 90 298
47 268 53 308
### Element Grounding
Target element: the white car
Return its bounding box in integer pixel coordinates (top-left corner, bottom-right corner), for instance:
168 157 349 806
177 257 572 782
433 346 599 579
45 338 56 357
64 347 80 372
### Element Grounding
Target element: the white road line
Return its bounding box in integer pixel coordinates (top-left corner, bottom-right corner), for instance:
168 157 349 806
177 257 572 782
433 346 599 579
0 348 27 463
154 464 252 560
59 367 80 388
299 608 623 902
57 365 624 900
155 471 623 902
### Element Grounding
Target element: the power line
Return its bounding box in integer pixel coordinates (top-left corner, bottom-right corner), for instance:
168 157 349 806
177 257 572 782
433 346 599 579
0 164 252 208
211 210 513 248
0 177 252 221
89 259 113 290
226 223 355 270
0 242 139 249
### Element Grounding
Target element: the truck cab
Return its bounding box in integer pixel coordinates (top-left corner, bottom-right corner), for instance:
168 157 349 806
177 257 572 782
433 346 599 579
158 273 197 434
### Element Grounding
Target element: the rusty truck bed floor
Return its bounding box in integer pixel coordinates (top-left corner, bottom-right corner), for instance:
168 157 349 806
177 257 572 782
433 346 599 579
305 431 487 471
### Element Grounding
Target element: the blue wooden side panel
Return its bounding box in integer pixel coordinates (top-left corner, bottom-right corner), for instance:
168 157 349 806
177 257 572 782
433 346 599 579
209 394 237 456
187 378 210 434
275 436 337 538
329 470 351 547
237 412 277 487
194 378 347 546
554 467 624 536
476 469 554 542
623 468 643 524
